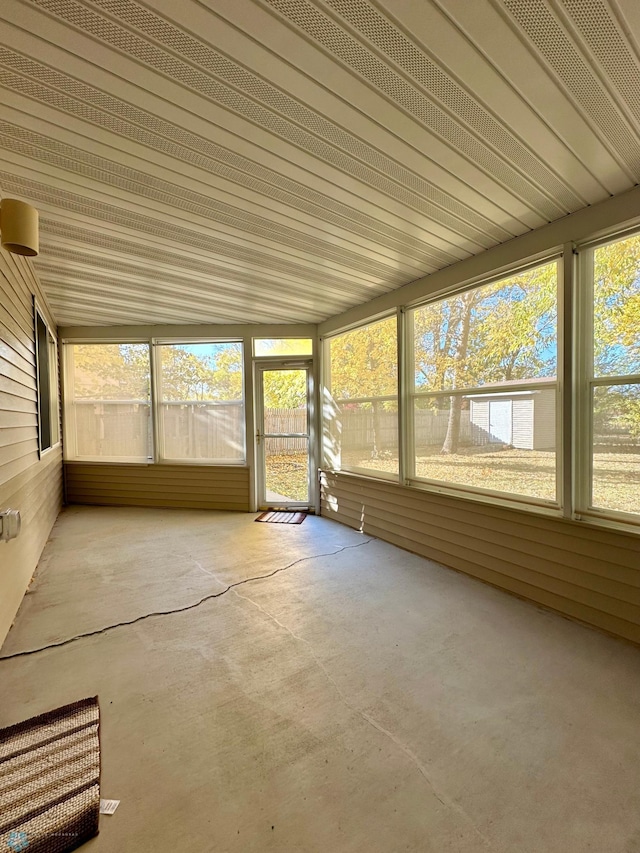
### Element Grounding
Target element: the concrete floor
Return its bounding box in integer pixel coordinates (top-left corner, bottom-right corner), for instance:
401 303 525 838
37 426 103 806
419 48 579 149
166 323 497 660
1 507 640 853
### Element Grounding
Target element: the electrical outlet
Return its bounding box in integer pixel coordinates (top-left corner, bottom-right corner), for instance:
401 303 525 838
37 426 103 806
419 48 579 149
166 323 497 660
0 509 21 542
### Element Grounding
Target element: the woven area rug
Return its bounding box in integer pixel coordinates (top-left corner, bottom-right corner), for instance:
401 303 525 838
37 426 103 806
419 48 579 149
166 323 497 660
0 697 100 853
256 511 306 524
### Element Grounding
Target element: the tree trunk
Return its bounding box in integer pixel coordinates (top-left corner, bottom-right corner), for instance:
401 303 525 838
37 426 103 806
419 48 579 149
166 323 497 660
441 292 474 455
371 399 382 459
441 395 462 454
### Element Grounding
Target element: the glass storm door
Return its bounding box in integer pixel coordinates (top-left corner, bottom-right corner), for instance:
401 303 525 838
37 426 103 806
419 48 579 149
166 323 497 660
256 366 311 509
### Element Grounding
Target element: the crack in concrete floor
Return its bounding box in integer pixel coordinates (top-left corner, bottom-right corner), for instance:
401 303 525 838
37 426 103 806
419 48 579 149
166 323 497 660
0 538 375 662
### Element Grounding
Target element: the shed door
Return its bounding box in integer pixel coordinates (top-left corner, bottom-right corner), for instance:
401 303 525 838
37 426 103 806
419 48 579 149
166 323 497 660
489 400 512 444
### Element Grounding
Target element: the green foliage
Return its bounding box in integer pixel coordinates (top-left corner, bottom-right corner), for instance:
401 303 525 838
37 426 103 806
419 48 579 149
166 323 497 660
413 262 558 393
72 343 150 399
262 369 307 409
592 235 640 440
593 234 640 377
329 316 397 399
619 389 640 439
72 342 244 402
466 266 557 383
594 385 640 442
159 343 243 401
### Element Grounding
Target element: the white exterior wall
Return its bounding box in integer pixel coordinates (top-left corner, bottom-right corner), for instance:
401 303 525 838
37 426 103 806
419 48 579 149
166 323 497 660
469 399 490 442
470 394 555 450
533 389 556 450
512 398 534 449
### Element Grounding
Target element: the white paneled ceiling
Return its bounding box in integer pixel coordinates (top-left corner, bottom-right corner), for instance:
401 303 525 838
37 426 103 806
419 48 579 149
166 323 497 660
1 0 640 325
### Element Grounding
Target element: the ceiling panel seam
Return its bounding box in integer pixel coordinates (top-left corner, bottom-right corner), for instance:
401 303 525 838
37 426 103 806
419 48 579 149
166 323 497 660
556 0 640 129
37 221 392 297
425 0 619 199
37 226 390 293
0 121 434 278
260 0 576 218
316 0 588 210
37 247 365 309
499 0 640 178
1 171 401 294
0 50 508 253
0 114 461 269
26 0 544 226
36 264 335 318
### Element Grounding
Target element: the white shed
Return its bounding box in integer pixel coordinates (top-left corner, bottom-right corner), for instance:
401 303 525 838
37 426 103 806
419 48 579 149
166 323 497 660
467 381 556 450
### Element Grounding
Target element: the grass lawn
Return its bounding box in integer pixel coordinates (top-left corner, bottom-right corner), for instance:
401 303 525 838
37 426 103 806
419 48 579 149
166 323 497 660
266 452 309 502
592 450 640 514
267 446 639 513
342 445 640 513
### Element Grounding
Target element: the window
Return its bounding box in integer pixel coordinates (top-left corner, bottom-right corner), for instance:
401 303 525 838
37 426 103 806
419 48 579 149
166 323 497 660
65 343 152 461
254 338 312 357
34 304 59 454
63 340 246 464
582 233 640 520
325 315 398 477
318 235 640 531
407 261 559 503
156 341 245 462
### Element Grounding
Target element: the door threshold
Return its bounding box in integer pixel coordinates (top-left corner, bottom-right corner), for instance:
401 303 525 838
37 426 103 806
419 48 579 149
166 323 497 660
258 507 313 513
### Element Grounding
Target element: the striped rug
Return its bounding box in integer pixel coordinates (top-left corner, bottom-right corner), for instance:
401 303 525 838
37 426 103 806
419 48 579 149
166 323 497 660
256 511 307 524
0 697 100 853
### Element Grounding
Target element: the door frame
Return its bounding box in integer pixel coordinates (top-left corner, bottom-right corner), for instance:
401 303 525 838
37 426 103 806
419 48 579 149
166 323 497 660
254 359 316 510
489 398 513 445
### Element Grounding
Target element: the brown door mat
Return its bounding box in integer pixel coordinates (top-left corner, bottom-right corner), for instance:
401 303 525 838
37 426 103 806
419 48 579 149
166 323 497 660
256 511 307 524
0 697 101 853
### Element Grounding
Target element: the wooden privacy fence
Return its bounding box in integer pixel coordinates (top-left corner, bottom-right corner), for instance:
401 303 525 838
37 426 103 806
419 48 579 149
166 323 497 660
161 402 245 459
74 401 152 457
340 407 486 452
264 409 307 440
74 402 307 458
74 402 508 459
72 397 639 469
74 400 245 459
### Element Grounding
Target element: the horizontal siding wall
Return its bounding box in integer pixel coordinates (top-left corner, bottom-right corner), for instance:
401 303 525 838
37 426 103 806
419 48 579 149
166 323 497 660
534 390 556 450
0 247 63 648
512 398 533 449
65 463 250 511
321 471 640 644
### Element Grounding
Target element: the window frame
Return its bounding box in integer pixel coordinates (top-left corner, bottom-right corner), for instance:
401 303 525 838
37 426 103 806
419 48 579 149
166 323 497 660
320 256 566 512
323 312 400 482
62 337 248 466
320 229 640 533
33 299 60 457
575 229 640 528
152 337 246 465
62 339 154 463
401 256 563 510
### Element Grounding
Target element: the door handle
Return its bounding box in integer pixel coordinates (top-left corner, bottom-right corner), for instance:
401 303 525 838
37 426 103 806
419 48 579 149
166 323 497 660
256 430 262 445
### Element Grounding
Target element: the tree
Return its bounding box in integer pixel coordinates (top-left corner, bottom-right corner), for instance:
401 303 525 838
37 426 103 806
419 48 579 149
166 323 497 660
413 262 558 453
440 290 476 454
262 368 307 409
213 344 243 400
593 236 640 376
158 343 243 401
592 235 640 439
328 316 397 458
72 343 150 400
72 342 245 402
158 346 212 400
